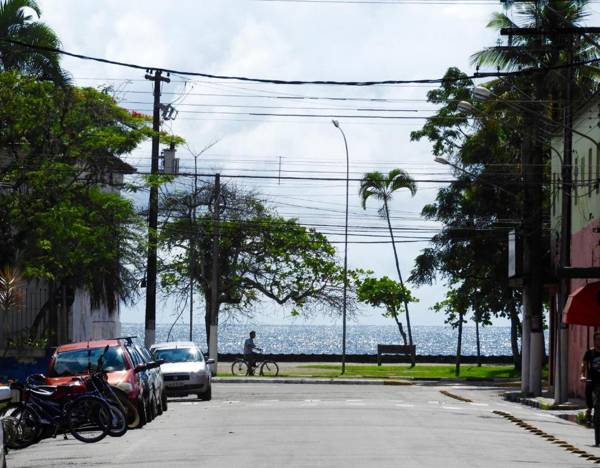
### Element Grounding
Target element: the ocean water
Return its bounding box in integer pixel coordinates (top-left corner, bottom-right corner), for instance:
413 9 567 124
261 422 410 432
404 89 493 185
121 323 532 356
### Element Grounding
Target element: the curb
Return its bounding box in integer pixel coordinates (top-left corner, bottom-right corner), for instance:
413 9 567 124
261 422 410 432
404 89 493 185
213 377 413 385
503 392 585 410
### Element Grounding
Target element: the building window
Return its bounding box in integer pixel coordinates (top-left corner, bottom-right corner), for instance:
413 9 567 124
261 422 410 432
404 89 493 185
552 172 557 216
574 157 578 205
597 146 600 194
590 148 593 196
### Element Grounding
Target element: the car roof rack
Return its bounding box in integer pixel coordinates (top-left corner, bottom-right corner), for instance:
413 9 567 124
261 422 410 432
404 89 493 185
113 336 138 345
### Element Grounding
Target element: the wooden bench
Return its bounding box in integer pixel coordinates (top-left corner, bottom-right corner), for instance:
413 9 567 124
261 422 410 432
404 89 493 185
377 344 416 366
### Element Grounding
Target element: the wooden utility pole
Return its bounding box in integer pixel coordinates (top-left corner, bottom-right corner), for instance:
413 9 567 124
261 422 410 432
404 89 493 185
208 174 221 371
144 69 170 348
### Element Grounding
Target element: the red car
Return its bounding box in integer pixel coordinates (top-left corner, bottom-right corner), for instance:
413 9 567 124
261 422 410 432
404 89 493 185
45 339 152 428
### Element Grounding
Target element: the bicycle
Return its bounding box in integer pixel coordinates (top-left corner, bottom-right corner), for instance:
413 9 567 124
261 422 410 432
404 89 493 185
231 354 279 377
4 346 125 448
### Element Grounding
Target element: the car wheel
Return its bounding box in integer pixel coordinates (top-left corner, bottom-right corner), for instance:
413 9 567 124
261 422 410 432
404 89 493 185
161 392 168 412
137 399 147 428
156 391 163 416
198 385 212 401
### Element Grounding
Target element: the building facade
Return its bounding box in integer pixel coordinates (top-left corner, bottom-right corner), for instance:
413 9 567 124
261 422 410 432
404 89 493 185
551 96 600 398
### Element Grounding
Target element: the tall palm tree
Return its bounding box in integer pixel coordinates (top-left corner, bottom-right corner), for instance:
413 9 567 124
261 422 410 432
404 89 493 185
359 169 417 364
0 0 66 83
471 0 600 103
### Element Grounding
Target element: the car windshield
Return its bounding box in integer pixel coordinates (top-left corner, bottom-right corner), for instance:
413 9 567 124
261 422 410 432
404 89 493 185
49 346 127 377
153 348 202 363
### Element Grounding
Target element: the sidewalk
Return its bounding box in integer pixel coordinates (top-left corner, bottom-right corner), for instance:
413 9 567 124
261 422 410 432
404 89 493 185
439 384 600 460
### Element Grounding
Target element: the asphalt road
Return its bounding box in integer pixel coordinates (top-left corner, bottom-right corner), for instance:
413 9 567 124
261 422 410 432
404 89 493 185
5 383 597 467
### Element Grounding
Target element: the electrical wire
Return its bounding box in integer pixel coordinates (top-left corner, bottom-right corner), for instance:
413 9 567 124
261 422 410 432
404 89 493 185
3 39 600 86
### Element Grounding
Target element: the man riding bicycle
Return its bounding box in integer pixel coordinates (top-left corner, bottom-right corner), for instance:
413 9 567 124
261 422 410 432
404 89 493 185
581 331 600 423
244 331 262 373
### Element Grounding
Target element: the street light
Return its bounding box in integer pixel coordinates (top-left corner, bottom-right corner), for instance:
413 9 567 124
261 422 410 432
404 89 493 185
332 119 349 375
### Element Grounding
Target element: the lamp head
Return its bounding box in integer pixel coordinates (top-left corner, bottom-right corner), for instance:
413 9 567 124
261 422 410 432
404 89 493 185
457 101 477 114
434 157 450 165
472 86 492 101
332 119 340 128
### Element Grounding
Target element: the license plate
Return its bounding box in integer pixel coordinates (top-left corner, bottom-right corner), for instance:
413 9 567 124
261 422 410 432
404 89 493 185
169 381 187 387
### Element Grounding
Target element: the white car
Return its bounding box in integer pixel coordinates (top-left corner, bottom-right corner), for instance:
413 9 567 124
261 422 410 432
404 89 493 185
150 342 213 400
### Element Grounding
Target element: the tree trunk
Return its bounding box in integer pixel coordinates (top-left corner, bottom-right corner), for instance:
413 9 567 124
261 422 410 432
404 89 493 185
383 199 415 367
455 312 464 377
510 305 522 370
475 319 481 367
393 314 408 346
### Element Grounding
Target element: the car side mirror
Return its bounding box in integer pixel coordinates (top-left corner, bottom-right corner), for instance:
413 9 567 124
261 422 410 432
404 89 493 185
206 359 215 364
155 359 165 366
134 364 147 373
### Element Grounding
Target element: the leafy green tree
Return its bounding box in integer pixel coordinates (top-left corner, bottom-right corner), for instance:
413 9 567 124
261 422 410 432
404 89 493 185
409 67 524 369
0 71 153 342
356 275 417 345
160 183 351 348
359 169 417 361
0 0 66 83
432 286 469 376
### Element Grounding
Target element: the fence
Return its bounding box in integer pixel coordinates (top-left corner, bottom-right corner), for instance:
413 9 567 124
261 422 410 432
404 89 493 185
0 283 50 351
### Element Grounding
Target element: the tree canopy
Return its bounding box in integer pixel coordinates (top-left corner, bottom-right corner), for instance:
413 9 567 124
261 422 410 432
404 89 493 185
0 71 152 316
160 182 351 342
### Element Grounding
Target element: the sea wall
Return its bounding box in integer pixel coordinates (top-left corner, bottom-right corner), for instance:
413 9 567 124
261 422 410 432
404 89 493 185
217 353 516 364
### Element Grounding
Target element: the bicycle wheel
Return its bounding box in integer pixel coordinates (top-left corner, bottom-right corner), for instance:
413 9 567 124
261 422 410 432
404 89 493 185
4 405 42 449
260 361 279 377
106 402 128 438
67 396 110 443
231 359 249 376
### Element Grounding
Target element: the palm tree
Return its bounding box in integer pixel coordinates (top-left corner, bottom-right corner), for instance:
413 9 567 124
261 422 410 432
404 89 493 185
359 169 417 365
0 0 67 83
471 0 600 104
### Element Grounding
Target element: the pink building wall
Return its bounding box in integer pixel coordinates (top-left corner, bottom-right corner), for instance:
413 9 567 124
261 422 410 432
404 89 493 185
567 219 600 398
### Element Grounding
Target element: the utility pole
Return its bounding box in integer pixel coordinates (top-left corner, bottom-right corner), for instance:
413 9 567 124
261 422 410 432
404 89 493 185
556 43 574 403
208 174 221 372
188 149 198 343
144 69 170 348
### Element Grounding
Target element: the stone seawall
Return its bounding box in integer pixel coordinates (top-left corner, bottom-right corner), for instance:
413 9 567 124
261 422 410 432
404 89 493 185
217 353 515 364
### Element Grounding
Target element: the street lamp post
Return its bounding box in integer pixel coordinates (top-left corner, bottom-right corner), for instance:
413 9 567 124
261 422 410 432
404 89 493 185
332 119 349 375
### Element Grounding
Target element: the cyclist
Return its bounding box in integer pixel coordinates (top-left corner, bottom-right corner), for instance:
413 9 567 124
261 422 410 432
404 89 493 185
581 331 600 423
243 331 262 373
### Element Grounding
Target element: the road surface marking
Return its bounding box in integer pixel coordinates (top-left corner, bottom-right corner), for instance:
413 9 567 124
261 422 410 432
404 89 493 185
395 403 415 408
469 402 489 407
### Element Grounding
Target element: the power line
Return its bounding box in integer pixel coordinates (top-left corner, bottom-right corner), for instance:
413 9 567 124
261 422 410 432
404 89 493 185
4 39 600 87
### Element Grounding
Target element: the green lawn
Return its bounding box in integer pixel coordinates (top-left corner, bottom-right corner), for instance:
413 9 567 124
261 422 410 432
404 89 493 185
294 364 520 379
218 363 521 380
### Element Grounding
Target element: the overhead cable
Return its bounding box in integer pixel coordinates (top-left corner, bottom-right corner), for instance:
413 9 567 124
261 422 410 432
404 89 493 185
3 39 600 86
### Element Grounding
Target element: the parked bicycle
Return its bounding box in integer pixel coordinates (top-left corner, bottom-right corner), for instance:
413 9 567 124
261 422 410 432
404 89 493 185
3 346 126 449
231 354 279 377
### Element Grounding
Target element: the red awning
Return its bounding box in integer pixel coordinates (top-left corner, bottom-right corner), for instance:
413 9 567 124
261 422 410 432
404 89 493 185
563 282 600 326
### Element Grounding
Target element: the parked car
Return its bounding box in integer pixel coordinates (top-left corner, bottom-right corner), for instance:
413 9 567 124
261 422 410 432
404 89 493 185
121 339 166 418
45 339 161 428
1 412 5 468
150 342 212 400
0 385 8 468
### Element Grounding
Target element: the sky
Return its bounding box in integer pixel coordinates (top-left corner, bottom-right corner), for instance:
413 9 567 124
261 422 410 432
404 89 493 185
34 0 600 328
